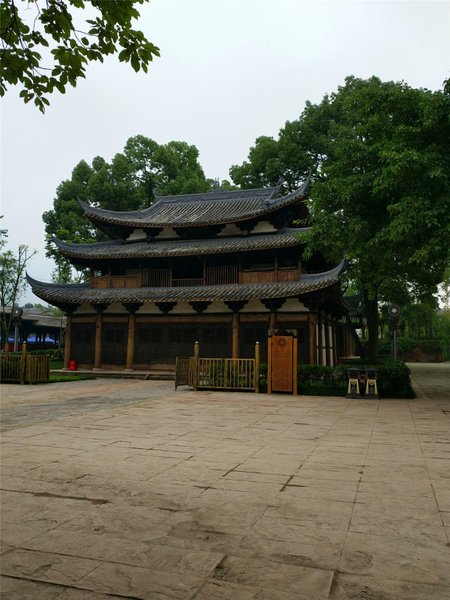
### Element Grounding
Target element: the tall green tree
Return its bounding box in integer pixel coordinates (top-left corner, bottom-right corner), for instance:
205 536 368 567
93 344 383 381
0 225 37 349
43 135 210 280
0 0 159 111
231 76 450 360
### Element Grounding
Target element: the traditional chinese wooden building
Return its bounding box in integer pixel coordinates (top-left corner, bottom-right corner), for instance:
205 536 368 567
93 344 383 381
28 180 355 371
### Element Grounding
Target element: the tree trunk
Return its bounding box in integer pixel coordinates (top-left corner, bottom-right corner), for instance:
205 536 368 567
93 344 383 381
363 290 379 363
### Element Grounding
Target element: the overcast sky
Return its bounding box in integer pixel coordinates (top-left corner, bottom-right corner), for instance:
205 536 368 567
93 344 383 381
1 0 449 305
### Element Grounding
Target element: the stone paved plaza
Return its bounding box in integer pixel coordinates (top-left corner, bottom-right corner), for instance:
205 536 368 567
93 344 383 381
1 364 450 599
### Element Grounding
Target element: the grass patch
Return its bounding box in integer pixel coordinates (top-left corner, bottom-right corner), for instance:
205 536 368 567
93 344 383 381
50 361 64 370
49 374 96 383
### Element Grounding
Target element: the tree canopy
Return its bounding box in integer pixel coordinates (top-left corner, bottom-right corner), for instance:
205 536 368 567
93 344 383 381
231 76 450 359
0 0 159 111
43 135 210 280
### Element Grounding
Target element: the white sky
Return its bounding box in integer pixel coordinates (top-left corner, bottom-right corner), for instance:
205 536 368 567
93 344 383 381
1 0 449 304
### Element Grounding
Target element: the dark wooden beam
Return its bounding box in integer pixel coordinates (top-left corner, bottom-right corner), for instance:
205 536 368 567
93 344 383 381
189 301 211 314
91 303 109 315
56 303 79 315
155 302 177 315
122 302 143 315
261 298 286 312
225 300 248 313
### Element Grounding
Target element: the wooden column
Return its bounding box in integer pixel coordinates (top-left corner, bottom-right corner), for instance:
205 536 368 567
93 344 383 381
123 303 143 371
64 315 72 369
262 298 286 333
60 304 78 369
193 340 200 391
269 311 277 330
308 314 316 365
317 312 323 365
92 304 108 370
126 314 136 370
232 312 240 359
324 316 331 366
332 320 338 366
225 301 248 359
254 341 260 393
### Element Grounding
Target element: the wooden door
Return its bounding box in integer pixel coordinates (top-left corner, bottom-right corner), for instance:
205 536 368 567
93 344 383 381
268 333 298 394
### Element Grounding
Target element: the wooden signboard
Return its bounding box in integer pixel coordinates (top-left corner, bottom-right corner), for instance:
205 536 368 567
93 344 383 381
267 330 298 394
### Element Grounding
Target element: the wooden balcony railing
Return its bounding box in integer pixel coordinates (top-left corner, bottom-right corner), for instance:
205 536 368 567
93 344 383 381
205 264 239 285
172 278 203 287
90 266 297 289
142 268 171 287
91 275 142 289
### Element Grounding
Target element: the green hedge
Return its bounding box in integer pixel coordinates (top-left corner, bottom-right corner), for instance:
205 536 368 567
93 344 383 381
376 359 414 398
259 360 414 398
378 337 443 356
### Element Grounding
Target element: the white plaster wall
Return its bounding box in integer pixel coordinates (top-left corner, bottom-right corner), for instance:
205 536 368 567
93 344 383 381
280 298 309 313
155 227 179 239
217 223 242 237
104 302 128 314
75 303 96 315
161 301 195 315
250 220 277 234
137 302 170 315
240 299 267 312
127 228 146 241
202 301 231 314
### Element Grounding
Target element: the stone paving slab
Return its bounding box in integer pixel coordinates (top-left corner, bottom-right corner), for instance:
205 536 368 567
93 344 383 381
1 363 449 599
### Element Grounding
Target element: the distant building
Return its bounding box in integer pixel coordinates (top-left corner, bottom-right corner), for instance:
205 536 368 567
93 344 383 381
0 306 64 350
28 179 355 370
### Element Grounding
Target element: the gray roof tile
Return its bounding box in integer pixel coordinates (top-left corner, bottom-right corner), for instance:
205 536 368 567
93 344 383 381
79 179 309 228
53 228 310 261
27 262 346 306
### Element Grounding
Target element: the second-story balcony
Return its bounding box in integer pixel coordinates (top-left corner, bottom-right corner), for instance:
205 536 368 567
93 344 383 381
90 263 299 289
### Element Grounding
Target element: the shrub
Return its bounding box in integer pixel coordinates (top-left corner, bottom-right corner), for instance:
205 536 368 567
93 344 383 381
377 359 414 398
299 364 347 396
378 337 415 356
414 340 443 354
259 359 414 398
378 337 443 358
258 363 346 396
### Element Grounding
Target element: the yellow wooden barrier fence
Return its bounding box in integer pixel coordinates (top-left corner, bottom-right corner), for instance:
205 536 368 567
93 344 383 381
0 343 50 384
175 342 260 392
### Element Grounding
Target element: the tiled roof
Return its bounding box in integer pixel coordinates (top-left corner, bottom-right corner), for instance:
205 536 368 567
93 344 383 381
52 228 310 261
26 261 346 306
79 178 310 229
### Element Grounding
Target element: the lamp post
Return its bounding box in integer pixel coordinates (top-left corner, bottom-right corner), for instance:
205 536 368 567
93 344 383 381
388 304 401 360
12 307 23 352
